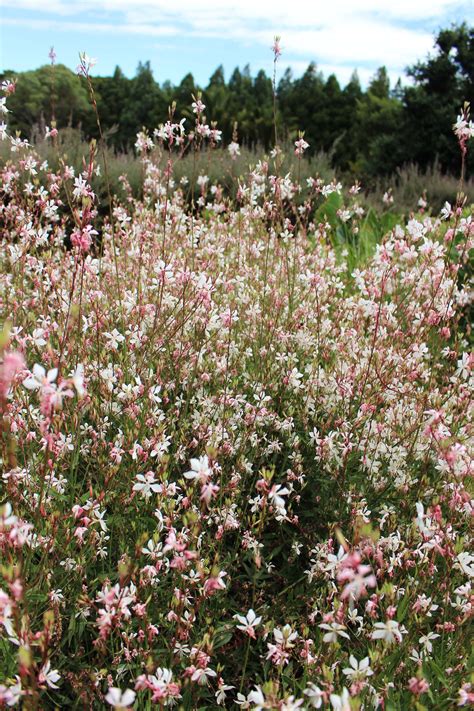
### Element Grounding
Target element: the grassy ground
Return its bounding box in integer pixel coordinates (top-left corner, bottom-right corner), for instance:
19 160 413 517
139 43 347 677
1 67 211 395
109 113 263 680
1 127 471 215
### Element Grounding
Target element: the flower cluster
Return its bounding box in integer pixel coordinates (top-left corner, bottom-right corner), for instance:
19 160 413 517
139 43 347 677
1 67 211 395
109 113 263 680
0 88 472 709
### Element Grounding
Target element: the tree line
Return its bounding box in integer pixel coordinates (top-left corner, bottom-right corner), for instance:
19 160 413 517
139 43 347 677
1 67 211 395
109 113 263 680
1 23 472 181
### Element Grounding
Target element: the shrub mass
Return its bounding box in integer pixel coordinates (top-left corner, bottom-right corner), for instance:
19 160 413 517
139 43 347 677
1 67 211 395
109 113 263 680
0 72 473 710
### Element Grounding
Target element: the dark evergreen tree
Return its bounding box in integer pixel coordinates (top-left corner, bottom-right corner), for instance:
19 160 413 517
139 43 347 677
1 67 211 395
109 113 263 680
402 23 474 174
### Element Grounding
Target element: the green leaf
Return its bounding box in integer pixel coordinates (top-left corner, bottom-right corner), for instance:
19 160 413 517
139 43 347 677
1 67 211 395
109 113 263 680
213 626 234 649
427 659 449 687
314 191 342 228
396 589 411 623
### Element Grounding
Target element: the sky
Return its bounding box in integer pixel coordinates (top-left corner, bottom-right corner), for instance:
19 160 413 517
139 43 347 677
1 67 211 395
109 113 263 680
0 0 472 88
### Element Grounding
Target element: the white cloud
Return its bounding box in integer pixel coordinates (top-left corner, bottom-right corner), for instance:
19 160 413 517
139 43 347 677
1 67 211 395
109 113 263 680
2 0 467 82
247 22 435 70
2 17 180 37
3 0 465 22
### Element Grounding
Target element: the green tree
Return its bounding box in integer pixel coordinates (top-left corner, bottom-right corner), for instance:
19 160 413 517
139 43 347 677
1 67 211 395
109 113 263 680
332 71 363 171
92 66 132 150
278 63 326 150
402 23 474 174
3 64 92 139
351 67 403 179
174 72 199 124
116 62 167 148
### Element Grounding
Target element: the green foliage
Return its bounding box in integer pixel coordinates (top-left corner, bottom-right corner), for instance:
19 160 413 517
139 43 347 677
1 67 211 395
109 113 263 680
403 23 474 175
351 83 404 179
1 64 92 137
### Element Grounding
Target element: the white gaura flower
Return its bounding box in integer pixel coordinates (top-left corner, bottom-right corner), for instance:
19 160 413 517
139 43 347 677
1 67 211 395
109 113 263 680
190 666 217 685
330 688 351 711
287 367 303 389
323 546 347 575
1 675 22 705
104 329 125 351
304 682 324 708
0 589 14 636
78 52 97 69
342 655 373 679
268 484 290 511
440 201 452 220
415 502 431 535
148 384 162 404
234 608 262 638
409 647 425 664
247 685 266 710
38 661 61 689
371 619 405 644
419 632 440 654
184 455 211 483
215 679 235 705
133 471 161 499
319 621 350 643
31 328 47 347
454 352 470 380
100 364 117 391
23 364 57 391
455 552 474 578
274 624 298 647
71 364 85 397
228 141 240 159
105 687 136 708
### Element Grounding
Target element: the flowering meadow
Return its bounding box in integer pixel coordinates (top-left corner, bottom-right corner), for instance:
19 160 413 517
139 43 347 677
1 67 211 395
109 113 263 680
0 61 473 710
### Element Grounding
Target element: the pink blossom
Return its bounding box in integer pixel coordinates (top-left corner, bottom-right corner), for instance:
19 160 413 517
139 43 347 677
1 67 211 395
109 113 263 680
0 351 25 399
